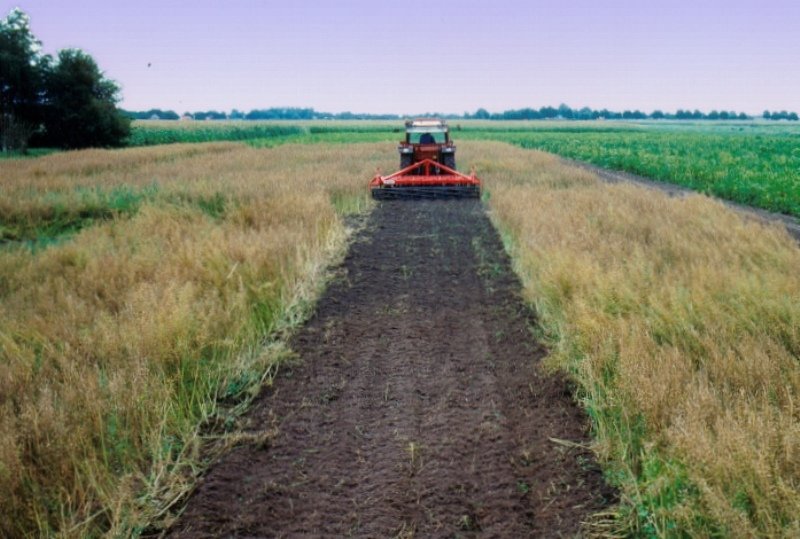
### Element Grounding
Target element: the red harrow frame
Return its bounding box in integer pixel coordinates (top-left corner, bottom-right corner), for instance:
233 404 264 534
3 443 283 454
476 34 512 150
369 158 481 200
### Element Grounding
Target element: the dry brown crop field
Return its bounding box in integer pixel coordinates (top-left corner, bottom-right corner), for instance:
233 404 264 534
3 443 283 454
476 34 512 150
481 142 800 536
0 142 393 536
1 140 798 537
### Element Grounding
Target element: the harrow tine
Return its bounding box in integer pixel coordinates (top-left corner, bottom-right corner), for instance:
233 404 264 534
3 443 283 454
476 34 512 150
371 185 480 200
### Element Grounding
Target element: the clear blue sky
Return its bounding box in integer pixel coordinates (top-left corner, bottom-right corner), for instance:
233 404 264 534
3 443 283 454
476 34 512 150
3 0 798 115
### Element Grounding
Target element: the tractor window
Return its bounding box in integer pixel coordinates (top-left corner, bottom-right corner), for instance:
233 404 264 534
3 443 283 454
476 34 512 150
408 131 446 144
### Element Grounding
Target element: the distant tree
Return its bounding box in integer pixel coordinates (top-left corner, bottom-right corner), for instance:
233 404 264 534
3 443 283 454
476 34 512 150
192 110 226 120
122 108 180 120
708 110 720 120
41 48 130 148
576 107 594 120
520 107 539 120
738 112 749 120
650 110 665 119
789 112 799 121
245 107 317 120
539 106 558 119
0 8 47 151
622 110 647 120
763 110 771 119
621 110 645 120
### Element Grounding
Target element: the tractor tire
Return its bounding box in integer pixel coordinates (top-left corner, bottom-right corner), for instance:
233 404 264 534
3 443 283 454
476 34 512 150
443 153 456 170
400 154 413 170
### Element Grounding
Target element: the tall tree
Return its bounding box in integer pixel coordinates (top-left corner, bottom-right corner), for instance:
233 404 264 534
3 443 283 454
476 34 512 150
0 8 47 151
42 48 130 148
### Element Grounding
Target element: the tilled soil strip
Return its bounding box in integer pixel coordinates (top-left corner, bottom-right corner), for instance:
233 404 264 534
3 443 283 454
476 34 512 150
169 200 613 537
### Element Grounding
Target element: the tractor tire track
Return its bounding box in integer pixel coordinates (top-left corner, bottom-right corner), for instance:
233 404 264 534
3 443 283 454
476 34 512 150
169 200 614 538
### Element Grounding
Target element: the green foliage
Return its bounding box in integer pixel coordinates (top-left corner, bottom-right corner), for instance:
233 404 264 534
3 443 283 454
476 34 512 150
0 147 57 159
1 8 129 151
475 129 800 218
0 184 160 244
41 49 130 149
126 122 307 145
0 8 47 151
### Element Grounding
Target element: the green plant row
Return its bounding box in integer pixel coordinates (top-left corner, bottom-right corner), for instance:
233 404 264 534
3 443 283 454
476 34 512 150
476 131 800 218
126 124 307 146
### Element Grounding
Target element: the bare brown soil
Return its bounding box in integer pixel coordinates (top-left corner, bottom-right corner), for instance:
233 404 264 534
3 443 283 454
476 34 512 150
169 200 613 538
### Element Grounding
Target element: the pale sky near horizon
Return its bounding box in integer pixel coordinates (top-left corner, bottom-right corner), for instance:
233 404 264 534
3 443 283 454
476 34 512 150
3 0 799 115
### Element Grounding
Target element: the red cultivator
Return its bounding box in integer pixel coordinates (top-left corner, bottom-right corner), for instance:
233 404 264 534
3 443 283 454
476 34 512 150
370 158 481 199
369 119 481 200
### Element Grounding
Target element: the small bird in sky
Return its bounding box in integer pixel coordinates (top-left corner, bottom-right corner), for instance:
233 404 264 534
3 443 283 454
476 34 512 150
147 62 152 68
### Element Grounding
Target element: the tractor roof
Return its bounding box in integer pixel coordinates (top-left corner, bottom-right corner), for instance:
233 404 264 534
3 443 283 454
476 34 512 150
405 118 448 132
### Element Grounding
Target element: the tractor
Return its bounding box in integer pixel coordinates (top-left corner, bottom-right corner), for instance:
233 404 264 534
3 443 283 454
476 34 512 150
370 119 481 199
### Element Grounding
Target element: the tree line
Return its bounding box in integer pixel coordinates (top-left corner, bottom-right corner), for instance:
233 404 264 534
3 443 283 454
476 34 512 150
763 110 799 121
465 105 795 121
129 105 799 122
122 107 405 121
0 8 129 152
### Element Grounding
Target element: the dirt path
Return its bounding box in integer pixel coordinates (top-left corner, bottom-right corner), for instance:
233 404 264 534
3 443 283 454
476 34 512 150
169 200 613 537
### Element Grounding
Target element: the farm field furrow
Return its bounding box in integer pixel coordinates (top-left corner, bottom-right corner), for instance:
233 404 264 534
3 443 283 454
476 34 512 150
169 199 613 537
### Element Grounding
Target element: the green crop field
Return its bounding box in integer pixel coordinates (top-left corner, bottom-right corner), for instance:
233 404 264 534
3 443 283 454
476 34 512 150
128 120 800 218
126 120 400 147
472 127 800 217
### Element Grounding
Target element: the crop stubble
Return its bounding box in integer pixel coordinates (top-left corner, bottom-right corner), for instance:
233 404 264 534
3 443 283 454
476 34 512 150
169 199 613 537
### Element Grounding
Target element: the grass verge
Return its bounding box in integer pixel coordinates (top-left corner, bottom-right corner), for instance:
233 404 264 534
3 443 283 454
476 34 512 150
469 141 800 537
